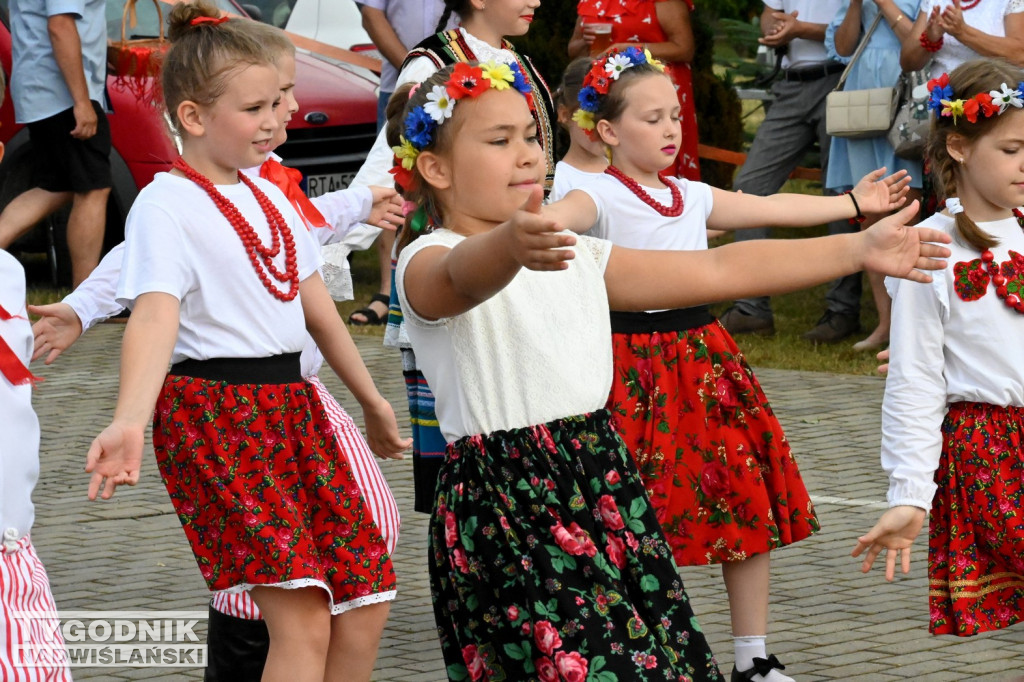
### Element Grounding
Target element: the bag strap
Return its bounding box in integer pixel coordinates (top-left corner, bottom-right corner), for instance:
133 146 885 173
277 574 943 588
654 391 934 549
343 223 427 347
120 0 165 44
834 11 883 92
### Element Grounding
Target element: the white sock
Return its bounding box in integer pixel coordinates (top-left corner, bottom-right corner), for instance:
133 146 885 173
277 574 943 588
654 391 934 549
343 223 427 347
733 636 794 682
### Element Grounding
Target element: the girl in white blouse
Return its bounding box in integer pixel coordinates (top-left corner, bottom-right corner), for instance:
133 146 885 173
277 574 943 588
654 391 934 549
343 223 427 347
854 59 1024 637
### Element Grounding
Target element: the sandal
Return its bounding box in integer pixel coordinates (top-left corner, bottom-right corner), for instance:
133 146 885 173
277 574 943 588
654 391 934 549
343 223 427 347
348 292 390 326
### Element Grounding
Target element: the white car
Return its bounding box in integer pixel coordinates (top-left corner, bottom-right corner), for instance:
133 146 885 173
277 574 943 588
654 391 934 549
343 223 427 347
236 0 379 54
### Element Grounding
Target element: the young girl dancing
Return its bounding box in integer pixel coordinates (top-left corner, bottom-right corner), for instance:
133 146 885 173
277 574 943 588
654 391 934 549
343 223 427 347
84 4 408 681
551 56 608 202
386 60 949 680
32 19 403 680
553 47 915 682
854 59 1024 637
348 0 555 513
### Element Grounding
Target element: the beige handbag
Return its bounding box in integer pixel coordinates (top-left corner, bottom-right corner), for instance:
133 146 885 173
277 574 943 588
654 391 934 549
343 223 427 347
825 13 899 139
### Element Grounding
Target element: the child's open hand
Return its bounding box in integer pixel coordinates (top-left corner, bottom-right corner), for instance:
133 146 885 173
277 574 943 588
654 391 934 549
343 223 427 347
852 505 927 581
368 186 404 231
850 168 912 216
860 201 951 283
85 421 145 500
362 396 411 460
507 185 577 271
29 302 83 365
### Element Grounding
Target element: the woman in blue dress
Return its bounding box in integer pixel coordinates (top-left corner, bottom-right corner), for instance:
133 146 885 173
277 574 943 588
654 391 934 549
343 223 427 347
826 0 923 352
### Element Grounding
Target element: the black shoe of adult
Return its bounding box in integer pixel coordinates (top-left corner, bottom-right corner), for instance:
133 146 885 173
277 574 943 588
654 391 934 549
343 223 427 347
718 306 775 336
801 310 860 343
731 654 786 681
204 603 269 682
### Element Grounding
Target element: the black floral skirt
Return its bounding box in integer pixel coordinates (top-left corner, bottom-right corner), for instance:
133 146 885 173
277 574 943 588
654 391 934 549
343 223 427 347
429 410 722 681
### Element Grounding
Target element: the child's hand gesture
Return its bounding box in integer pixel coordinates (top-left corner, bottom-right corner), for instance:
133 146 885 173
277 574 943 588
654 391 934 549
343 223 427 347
85 421 145 500
506 185 577 271
361 395 411 460
29 303 83 365
859 201 951 283
368 186 404 231
851 505 927 581
850 168 912 216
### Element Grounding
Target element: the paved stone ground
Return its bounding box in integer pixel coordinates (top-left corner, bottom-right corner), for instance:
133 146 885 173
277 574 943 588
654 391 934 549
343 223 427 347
26 323 1024 681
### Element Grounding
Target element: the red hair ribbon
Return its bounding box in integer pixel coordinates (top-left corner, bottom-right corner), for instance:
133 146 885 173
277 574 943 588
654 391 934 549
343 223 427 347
190 15 229 26
259 159 329 230
0 304 40 387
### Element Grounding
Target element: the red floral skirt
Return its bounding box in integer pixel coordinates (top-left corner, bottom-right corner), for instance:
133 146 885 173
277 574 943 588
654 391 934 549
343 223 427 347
152 374 396 614
608 321 818 566
929 401 1024 636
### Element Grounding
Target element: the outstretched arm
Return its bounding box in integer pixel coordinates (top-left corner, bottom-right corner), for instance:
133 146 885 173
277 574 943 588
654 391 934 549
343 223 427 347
604 201 949 310
707 169 911 231
301 273 410 459
86 292 179 500
403 187 577 321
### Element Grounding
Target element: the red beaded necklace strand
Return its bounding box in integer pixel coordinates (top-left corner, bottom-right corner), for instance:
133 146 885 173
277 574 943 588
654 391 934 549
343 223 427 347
981 208 1024 314
959 0 981 10
173 157 300 302
604 165 684 217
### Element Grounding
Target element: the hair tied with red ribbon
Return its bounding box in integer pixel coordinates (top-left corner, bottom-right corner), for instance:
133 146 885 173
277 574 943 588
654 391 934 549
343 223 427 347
190 15 229 26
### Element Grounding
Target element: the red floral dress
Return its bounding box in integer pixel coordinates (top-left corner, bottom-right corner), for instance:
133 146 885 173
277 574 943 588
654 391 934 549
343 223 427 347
577 0 700 180
153 375 396 613
608 322 819 566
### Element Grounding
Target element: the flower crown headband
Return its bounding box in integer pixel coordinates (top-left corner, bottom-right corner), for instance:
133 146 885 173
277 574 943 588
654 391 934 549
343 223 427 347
573 47 664 137
389 61 531 197
927 73 1024 124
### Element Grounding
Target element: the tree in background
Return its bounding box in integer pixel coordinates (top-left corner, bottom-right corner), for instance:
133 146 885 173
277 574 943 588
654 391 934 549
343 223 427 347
513 0 761 189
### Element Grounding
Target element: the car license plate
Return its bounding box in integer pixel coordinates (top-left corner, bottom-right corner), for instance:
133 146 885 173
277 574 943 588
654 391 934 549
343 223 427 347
306 172 355 197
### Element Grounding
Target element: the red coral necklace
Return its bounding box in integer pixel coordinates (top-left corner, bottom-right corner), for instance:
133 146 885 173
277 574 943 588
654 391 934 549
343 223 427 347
981 208 1024 313
604 165 684 217
959 0 981 10
173 157 300 302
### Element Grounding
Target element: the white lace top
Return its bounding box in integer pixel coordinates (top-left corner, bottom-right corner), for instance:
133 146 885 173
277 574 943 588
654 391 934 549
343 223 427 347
921 0 1024 78
395 228 614 442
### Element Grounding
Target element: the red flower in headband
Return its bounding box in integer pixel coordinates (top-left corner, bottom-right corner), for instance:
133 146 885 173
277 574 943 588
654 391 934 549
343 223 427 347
963 92 1000 123
927 72 950 92
190 15 229 26
446 62 489 100
389 160 415 193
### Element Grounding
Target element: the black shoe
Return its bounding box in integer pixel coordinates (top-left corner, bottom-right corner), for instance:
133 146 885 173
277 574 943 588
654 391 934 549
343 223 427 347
204 603 269 682
718 306 775 336
731 654 786 681
801 310 860 343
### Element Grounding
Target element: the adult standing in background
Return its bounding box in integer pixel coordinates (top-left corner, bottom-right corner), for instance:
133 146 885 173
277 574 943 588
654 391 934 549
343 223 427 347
568 0 701 181
900 0 1024 77
347 1 452 326
719 0 865 344
826 0 922 353
0 0 110 288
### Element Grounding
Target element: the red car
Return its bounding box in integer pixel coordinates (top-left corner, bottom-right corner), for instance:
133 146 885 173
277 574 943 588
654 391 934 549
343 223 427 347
0 0 380 286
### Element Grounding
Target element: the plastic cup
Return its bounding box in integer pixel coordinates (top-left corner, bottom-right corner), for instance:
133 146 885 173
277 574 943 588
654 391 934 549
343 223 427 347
584 20 615 55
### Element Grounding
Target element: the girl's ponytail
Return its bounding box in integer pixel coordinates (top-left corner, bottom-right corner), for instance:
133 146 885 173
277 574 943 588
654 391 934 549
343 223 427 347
925 59 1024 251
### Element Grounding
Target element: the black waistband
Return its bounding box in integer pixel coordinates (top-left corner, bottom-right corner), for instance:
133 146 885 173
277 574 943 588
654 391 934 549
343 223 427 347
782 62 844 82
609 306 715 334
169 353 302 384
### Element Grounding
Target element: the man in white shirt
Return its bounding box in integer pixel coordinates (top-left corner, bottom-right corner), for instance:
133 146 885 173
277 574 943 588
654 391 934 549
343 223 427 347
719 0 864 344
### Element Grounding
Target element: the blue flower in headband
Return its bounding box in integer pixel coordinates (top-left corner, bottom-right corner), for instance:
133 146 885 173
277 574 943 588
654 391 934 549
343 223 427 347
622 46 646 64
510 63 531 96
927 73 954 114
405 106 436 149
578 87 600 113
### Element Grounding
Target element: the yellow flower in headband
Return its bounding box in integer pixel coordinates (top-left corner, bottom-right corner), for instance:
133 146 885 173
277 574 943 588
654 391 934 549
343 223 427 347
572 108 595 131
644 48 664 72
480 62 515 90
392 135 419 170
941 98 965 123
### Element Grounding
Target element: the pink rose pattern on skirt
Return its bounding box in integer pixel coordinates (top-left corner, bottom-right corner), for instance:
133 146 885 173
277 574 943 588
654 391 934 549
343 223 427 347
608 322 819 566
153 375 395 610
930 401 1024 636
429 410 722 681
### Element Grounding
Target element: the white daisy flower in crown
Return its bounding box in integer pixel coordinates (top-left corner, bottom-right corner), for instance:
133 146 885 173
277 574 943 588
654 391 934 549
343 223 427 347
424 85 455 122
604 53 634 80
989 82 1024 113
